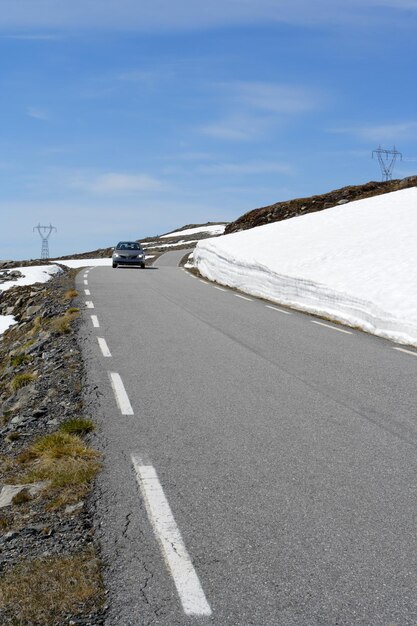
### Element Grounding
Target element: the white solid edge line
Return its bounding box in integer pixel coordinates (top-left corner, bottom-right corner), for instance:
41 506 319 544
97 337 112 357
131 455 212 617
85 301 94 308
311 320 352 334
109 372 134 415
235 294 253 301
393 347 417 357
85 289 91 295
265 304 291 315
91 315 100 328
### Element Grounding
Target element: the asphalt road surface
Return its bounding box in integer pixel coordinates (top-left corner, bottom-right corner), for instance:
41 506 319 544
77 251 417 625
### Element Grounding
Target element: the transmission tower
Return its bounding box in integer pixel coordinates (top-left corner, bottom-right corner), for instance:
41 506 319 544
372 145 402 181
33 223 57 259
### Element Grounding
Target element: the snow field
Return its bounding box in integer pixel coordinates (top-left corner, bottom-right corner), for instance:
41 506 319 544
193 187 417 347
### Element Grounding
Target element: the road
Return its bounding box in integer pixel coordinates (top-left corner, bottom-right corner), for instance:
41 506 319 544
77 251 417 625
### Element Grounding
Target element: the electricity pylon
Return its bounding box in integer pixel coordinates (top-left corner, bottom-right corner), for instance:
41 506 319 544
372 145 402 181
33 223 57 259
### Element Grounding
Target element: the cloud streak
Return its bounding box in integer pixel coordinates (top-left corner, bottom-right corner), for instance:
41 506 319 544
330 121 417 142
0 0 414 31
71 172 163 194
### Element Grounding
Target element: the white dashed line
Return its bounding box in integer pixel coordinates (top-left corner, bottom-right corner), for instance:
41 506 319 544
85 301 94 309
311 320 352 335
84 279 88 285
91 315 99 328
97 337 112 357
109 373 134 415
393 347 417 357
235 294 253 302
131 455 212 617
265 304 291 315
214 286 226 292
85 289 90 295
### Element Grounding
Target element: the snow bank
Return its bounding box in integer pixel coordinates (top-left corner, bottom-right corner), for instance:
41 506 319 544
194 187 417 347
0 264 63 336
160 224 226 239
57 256 154 268
57 258 112 268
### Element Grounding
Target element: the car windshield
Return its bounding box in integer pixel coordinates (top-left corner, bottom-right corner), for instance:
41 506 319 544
116 242 141 250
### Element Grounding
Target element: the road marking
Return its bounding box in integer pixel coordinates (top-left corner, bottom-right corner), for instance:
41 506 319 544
265 304 291 315
131 455 212 617
311 320 352 335
214 286 226 292
91 315 99 328
235 294 253 302
109 372 134 415
86 301 94 309
97 337 111 357
393 347 417 357
85 289 90 295
84 279 88 285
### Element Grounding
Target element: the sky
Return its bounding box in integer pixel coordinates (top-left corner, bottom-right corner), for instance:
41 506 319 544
1 0 417 260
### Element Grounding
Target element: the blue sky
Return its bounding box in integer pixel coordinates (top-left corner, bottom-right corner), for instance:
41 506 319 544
1 0 417 259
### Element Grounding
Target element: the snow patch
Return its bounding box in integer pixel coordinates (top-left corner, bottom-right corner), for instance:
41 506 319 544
160 224 226 239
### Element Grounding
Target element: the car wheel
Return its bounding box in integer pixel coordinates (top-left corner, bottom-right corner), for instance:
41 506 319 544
141 263 145 269
112 262 117 268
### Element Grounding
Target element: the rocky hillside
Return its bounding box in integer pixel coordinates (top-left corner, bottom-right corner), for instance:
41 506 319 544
0 270 105 625
225 176 417 234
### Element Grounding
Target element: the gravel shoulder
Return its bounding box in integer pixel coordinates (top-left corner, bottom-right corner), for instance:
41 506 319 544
0 267 105 626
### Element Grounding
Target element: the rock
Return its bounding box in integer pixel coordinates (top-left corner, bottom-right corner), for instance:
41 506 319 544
0 482 49 508
23 305 42 319
65 501 85 515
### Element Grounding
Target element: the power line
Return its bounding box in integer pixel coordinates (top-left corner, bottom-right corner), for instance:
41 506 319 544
33 223 57 259
372 145 402 181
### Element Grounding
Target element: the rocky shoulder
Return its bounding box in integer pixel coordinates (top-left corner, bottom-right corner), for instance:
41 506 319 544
0 266 105 626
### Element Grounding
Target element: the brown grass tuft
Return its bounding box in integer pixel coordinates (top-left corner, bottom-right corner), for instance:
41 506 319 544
63 289 79 300
10 372 37 392
19 432 101 490
0 549 104 625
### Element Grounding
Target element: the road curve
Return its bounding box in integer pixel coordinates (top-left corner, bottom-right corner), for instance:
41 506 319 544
77 252 417 625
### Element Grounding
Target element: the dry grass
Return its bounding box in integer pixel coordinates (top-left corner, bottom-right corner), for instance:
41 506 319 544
18 432 101 490
10 372 37 392
60 417 95 435
50 315 71 334
10 353 30 368
29 315 43 336
63 289 79 300
12 488 32 505
51 309 79 334
0 549 104 625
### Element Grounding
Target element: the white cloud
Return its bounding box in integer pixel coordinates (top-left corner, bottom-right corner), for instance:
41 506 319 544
198 161 293 175
225 81 321 114
200 121 258 141
0 0 414 31
199 81 321 142
72 172 162 194
3 33 61 40
331 121 417 142
26 107 49 121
